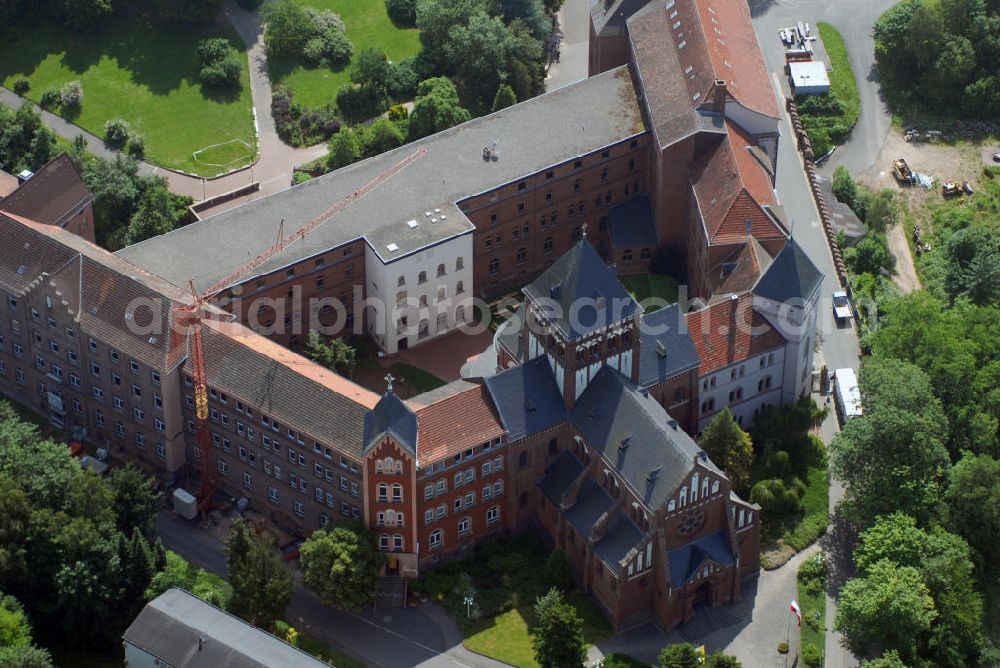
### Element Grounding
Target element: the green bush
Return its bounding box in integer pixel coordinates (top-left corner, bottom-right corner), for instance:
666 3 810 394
198 38 242 87
12 75 29 95
198 37 231 65
104 118 131 148
544 549 575 592
59 80 83 108
387 104 409 121
292 170 314 184
385 0 417 26
802 643 822 667
125 134 146 159
39 89 59 108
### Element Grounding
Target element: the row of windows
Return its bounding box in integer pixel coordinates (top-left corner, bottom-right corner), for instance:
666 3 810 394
702 354 778 391
427 506 501 548
700 376 774 416
668 473 721 513
423 481 504 523
250 247 355 292
396 259 464 288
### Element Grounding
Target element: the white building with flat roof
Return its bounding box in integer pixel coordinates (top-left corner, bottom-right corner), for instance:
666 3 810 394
789 61 831 95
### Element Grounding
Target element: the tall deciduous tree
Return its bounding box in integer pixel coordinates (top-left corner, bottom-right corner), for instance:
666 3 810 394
698 408 753 492
408 78 471 140
945 452 1000 566
657 642 702 668
830 357 950 526
301 525 384 611
305 331 357 375
835 559 937 663
327 128 360 170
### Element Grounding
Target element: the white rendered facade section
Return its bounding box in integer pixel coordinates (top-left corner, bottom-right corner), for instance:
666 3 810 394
696 346 786 433
753 282 821 406
365 232 474 355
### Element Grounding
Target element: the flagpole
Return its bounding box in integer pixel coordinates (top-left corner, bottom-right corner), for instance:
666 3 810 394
785 608 791 668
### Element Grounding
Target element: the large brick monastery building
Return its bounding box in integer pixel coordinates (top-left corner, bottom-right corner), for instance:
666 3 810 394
0 0 823 631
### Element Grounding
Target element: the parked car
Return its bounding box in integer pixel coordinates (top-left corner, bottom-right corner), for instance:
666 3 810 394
832 291 853 322
992 152 1000 163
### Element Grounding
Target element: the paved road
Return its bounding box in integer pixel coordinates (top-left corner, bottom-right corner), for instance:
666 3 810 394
545 0 591 91
156 511 508 668
750 0 898 178
751 4 888 666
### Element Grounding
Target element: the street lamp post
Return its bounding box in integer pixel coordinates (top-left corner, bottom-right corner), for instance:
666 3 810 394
464 595 474 619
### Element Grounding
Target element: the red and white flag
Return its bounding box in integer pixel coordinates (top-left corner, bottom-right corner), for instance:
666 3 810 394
790 599 802 626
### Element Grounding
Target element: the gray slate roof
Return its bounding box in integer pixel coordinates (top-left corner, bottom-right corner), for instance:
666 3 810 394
565 479 614 536
608 196 658 249
753 238 823 304
666 530 734 586
594 511 644 568
116 67 645 294
522 240 641 340
123 588 330 668
484 356 567 442
364 390 418 454
571 367 720 509
539 450 585 502
637 303 700 387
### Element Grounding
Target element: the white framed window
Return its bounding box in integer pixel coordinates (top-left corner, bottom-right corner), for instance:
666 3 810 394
243 472 253 489
435 479 446 495
493 456 503 470
293 500 305 516
463 468 474 484
156 443 166 459
458 517 471 535
482 461 492 476
487 506 499 524
464 492 475 508
320 513 330 527
269 486 279 503
430 529 443 547
424 509 434 524
493 480 503 496
424 483 434 500
483 485 492 500
217 460 229 475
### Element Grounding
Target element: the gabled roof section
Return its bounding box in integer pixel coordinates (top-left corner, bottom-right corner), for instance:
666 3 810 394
627 3 725 150
522 239 640 340
570 366 718 509
484 356 567 442
753 238 823 304
691 123 785 246
637 303 700 387
123 588 330 668
539 450 585 502
565 479 614 536
689 0 779 120
591 0 652 36
711 237 772 300
198 319 377 457
594 511 644 569
1 153 93 230
685 292 787 375
412 384 505 465
0 212 77 295
364 389 418 456
665 530 734 586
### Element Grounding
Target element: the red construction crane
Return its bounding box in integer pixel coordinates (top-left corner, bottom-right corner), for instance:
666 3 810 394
174 148 427 513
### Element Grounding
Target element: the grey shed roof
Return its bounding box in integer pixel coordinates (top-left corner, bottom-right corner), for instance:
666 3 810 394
637 303 700 387
364 390 418 454
539 450 585 502
484 356 567 442
608 196 658 249
753 238 823 304
594 511 644 568
522 239 641 340
666 530 734 586
123 588 330 668
571 367 720 510
116 66 645 294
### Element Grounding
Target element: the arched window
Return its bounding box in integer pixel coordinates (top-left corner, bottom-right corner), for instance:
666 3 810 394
456 257 464 271
377 483 388 501
385 456 394 472
386 509 395 524
418 271 427 284
701 477 709 498
711 480 720 494
667 499 676 512
437 264 446 277
691 473 699 502
391 483 402 502
456 280 465 294
680 486 687 506
395 460 403 474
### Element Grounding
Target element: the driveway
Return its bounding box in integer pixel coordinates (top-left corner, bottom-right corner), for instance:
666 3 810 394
751 0 898 178
155 511 508 668
545 0 591 91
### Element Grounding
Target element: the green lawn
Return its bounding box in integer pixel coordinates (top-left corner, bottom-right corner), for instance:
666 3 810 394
0 17 255 177
796 23 859 155
619 273 679 312
464 591 612 668
268 0 421 110
817 23 859 128
389 362 446 394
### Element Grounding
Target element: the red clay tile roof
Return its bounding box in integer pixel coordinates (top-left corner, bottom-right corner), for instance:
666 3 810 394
685 292 786 375
0 170 18 198
1 154 92 229
413 385 505 465
691 0 779 120
692 122 785 246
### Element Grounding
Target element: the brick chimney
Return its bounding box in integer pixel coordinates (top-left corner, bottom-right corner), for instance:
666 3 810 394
713 79 727 113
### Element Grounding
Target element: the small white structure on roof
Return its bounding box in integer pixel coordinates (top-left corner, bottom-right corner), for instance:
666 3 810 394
789 61 830 95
